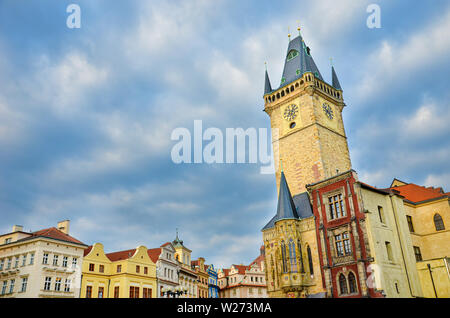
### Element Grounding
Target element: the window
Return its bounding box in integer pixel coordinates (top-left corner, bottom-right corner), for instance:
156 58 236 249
9 279 15 294
339 274 348 295
378 206 385 224
434 214 445 231
329 194 346 219
99 265 104 273
117 265 122 273
64 279 71 292
348 272 357 294
143 288 152 298
281 241 288 273
307 246 314 275
21 277 28 293
289 239 297 272
136 265 140 273
385 242 394 262
55 278 61 291
44 277 51 291
5 238 11 244
22 254 27 266
335 232 352 257
413 246 423 262
30 253 34 265
130 286 140 298
287 50 299 61
0 259 4 270
86 286 92 298
1 281 7 295
72 258 77 269
62 256 68 268
42 253 49 265
406 215 415 232
53 255 58 266
89 263 95 272
144 267 148 275
98 286 104 298
14 256 19 268
6 258 11 269
114 286 120 298
395 282 400 294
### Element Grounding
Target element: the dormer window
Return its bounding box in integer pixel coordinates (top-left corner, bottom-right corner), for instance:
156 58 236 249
287 50 299 61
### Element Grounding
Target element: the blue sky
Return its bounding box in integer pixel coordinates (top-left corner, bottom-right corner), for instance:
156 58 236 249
0 0 449 268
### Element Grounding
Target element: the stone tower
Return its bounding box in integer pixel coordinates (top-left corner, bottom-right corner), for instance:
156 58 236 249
264 32 351 195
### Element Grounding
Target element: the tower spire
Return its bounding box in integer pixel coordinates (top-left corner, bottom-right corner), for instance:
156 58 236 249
264 63 273 95
275 171 299 221
331 64 342 91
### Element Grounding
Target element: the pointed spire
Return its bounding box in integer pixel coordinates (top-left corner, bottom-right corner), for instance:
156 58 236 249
275 171 299 221
264 65 273 95
331 65 342 91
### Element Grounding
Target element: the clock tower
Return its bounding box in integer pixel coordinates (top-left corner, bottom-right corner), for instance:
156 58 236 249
264 31 352 196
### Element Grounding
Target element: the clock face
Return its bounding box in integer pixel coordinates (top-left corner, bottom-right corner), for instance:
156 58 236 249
283 104 298 121
323 103 334 120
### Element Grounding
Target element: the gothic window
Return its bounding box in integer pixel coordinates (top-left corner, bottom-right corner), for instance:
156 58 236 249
378 206 385 224
348 272 357 294
328 194 346 219
307 246 314 275
281 241 288 273
289 239 297 272
385 241 394 262
339 274 348 295
297 240 304 273
434 214 445 231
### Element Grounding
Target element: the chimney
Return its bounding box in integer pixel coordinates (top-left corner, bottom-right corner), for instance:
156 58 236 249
57 220 70 235
12 225 23 232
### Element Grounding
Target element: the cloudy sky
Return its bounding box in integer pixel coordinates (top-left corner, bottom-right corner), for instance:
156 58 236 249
0 0 449 268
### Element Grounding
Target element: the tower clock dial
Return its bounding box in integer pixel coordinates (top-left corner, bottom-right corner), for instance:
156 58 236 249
322 103 334 120
283 104 298 121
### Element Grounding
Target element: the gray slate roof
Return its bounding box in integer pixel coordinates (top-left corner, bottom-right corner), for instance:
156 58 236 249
264 70 272 95
332 66 342 90
280 35 323 88
262 172 314 231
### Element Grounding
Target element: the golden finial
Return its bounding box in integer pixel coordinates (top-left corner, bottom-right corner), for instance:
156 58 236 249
297 20 301 34
265 61 267 71
288 26 291 40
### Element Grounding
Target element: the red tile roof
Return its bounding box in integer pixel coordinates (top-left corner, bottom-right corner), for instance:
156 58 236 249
30 227 85 245
232 265 248 275
83 245 93 256
389 183 448 203
249 254 264 268
147 248 162 263
160 242 172 248
106 249 136 262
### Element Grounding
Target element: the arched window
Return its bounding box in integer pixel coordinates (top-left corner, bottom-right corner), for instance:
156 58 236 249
297 240 304 273
289 239 297 272
307 246 314 275
281 241 288 273
339 274 348 295
434 214 445 231
348 272 357 294
287 50 299 61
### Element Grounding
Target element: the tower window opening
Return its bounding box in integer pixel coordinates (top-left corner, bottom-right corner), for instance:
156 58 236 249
290 122 296 129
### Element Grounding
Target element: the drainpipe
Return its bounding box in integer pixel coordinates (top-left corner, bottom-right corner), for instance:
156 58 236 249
389 194 414 297
427 264 438 298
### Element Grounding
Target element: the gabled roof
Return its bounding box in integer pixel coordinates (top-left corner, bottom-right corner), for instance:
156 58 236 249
280 35 323 89
249 254 264 269
19 227 86 246
84 245 93 256
147 248 162 263
231 264 248 275
387 183 448 204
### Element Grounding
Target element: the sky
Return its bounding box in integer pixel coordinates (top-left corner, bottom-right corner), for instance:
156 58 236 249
0 0 449 269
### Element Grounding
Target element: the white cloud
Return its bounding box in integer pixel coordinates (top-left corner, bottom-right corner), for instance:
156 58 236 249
356 7 450 100
424 173 450 191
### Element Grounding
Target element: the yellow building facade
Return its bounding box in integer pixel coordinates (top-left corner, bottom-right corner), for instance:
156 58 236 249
80 243 157 298
390 180 450 298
